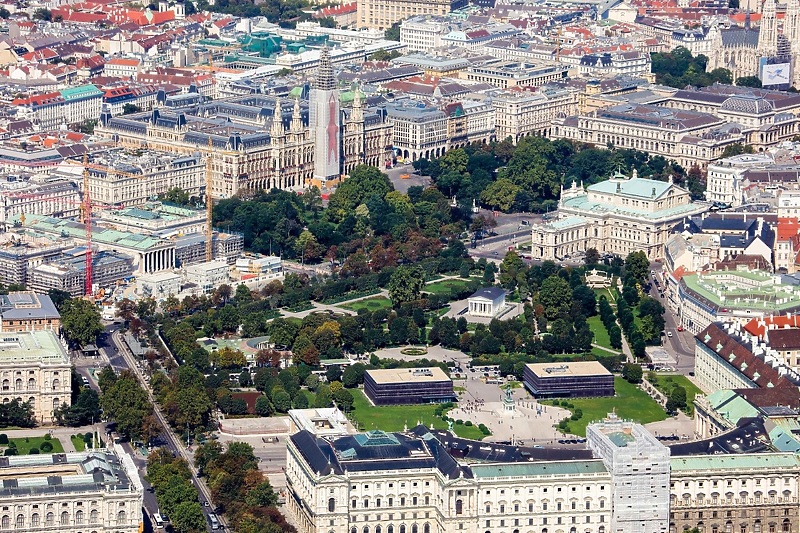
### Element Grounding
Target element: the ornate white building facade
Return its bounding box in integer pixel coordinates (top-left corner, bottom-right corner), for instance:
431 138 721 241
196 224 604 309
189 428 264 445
530 172 708 261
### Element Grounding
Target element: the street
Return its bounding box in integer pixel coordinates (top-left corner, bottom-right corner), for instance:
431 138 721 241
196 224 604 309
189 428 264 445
105 326 221 532
647 265 695 374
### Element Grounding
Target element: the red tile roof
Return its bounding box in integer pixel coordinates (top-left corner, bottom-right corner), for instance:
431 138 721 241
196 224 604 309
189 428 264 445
777 217 800 240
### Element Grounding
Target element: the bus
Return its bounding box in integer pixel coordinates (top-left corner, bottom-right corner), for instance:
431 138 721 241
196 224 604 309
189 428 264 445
208 513 220 531
152 513 164 529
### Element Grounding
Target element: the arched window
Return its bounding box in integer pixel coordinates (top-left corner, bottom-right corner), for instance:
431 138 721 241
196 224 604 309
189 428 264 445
1 379 8 391
351 528 357 533
45 513 54 526
455 499 463 515
52 379 60 391
60 512 69 525
328 498 335 513
412 525 418 533
76 510 84 524
116 511 125 524
30 514 39 527
52 398 59 411
14 379 20 391
27 378 34 390
14 515 22 529
376 527 382 533
89 510 98 524
387 527 394 533
424 525 430 533
400 526 406 533
27 397 34 409
363 527 370 533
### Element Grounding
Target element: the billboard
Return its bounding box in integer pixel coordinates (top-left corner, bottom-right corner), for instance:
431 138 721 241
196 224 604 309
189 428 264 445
761 62 792 87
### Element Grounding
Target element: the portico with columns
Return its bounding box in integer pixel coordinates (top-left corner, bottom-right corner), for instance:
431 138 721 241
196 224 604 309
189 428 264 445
140 246 175 274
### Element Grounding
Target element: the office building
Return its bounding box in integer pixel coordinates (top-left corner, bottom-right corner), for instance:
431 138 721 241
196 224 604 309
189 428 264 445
363 367 455 405
0 180 81 227
11 84 103 130
185 260 229 294
136 271 182 301
357 0 466 30
523 361 614 398
492 87 579 143
0 449 143 533
0 330 71 424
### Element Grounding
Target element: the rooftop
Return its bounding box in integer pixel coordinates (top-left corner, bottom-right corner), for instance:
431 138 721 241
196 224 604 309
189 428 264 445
366 367 451 384
525 361 611 377
682 270 800 313
14 214 168 252
0 330 68 364
0 450 135 496
0 292 59 321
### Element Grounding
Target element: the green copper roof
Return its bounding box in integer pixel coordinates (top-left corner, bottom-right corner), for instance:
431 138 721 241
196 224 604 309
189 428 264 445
471 460 608 478
671 453 800 471
589 177 673 199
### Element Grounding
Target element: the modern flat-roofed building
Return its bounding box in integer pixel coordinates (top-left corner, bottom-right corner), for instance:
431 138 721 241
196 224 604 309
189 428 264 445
523 361 614 398
0 330 71 424
0 449 143 533
363 367 455 405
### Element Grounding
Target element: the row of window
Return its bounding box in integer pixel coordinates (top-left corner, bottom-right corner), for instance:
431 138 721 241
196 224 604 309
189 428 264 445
0 510 125 528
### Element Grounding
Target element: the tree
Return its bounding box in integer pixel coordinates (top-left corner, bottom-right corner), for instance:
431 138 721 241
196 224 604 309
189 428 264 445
720 143 755 158
480 178 520 212
245 481 279 507
341 363 366 388
0 399 34 428
100 370 152 440
267 318 299 347
272 391 291 413
332 388 354 411
388 266 425 306
327 165 393 218
572 285 597 317
384 21 401 40
255 395 273 417
171 501 207 533
670 385 687 411
122 103 142 115
54 387 101 426
61 298 104 346
538 275 573 319
622 363 643 384
115 298 137 322
33 7 51 20
624 251 650 284
736 76 762 88
584 248 600 266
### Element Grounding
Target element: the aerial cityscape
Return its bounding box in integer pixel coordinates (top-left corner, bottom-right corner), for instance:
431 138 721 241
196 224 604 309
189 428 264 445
3 0 800 531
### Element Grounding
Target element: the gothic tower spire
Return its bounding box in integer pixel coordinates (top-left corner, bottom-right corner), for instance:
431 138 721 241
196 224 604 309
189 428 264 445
292 97 303 134
310 46 341 185
759 0 777 52
270 97 284 139
786 0 800 47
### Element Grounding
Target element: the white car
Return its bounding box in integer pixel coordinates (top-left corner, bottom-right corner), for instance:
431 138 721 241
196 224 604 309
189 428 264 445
667 332 673 338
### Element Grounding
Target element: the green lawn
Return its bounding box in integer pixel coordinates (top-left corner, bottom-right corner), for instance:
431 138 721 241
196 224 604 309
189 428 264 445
587 315 612 350
6 436 64 455
349 390 486 440
594 288 615 303
71 435 86 451
650 374 703 416
553 377 666 437
340 296 393 313
424 278 475 296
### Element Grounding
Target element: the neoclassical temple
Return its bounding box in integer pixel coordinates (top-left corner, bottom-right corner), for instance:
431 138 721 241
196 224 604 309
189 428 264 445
95 50 393 198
